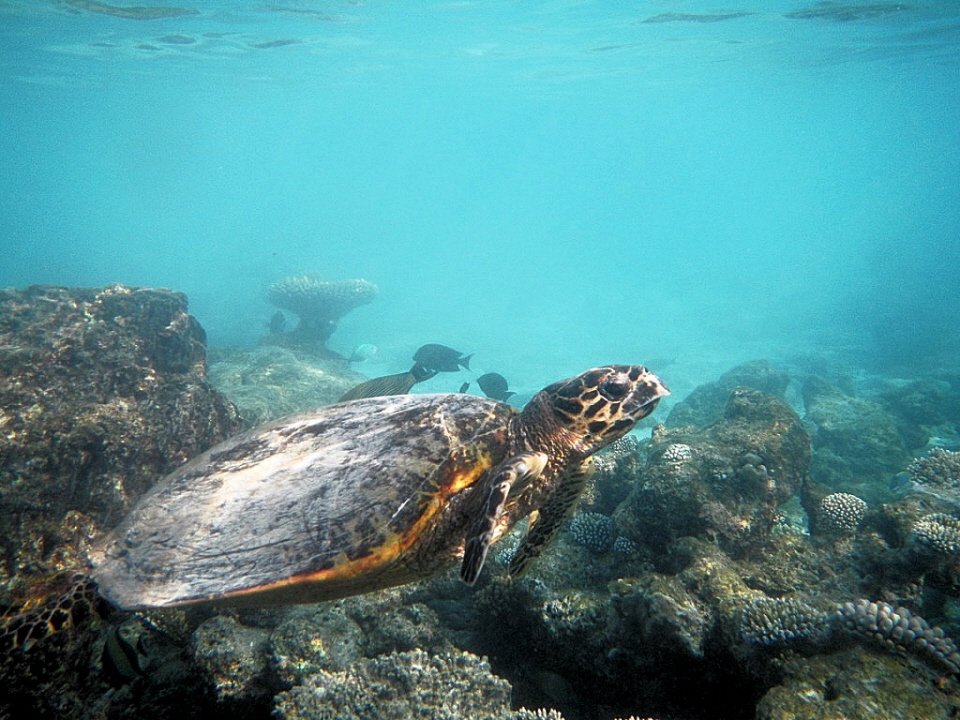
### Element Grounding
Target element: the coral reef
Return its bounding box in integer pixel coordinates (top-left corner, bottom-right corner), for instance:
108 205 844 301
5 340 960 720
265 274 378 354
615 387 811 557
273 648 513 720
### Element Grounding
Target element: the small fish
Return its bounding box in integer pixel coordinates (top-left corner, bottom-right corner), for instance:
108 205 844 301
413 343 472 373
477 372 514 402
888 471 912 493
267 311 286 334
347 343 378 364
102 624 148 685
338 363 437 402
458 382 470 393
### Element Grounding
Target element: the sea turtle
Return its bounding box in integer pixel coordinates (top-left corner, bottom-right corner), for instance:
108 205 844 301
2 365 667 650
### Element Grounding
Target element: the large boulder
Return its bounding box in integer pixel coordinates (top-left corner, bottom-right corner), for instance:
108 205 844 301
0 284 241 582
802 376 909 493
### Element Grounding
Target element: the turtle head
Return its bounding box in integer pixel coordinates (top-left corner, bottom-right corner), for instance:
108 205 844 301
531 365 669 457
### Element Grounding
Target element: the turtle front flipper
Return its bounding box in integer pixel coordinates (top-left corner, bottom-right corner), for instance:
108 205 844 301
460 452 548 585
1 573 110 653
509 458 594 578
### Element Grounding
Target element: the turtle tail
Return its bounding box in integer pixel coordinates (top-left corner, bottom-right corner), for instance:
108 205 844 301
1 573 111 653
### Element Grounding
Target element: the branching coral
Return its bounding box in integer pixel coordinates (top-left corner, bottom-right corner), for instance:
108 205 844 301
739 596 960 676
274 648 512 720
568 512 615 555
818 492 867 535
907 448 960 488
836 599 960 676
912 513 960 557
739 596 831 646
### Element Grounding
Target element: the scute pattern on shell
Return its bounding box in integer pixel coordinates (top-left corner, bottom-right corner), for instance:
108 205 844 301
818 492 867 534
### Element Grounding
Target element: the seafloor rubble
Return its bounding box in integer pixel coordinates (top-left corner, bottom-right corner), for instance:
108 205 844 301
206 345 366 428
2 289 960 720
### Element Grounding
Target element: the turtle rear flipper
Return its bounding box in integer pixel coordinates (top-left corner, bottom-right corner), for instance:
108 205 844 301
509 458 593 578
461 452 548 585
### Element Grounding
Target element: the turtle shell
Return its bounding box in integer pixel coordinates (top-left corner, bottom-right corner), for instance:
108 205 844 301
91 393 516 609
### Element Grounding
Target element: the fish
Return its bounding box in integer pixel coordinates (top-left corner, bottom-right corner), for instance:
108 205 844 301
477 372 514 402
347 343 378 364
338 362 437 402
888 471 912 494
101 624 148 685
412 343 472 373
267 311 286 334
458 382 470 393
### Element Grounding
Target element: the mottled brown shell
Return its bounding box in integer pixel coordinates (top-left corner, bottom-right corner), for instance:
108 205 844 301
91 393 516 609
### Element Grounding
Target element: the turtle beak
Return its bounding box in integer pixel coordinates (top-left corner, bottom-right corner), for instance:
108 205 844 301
624 367 670 420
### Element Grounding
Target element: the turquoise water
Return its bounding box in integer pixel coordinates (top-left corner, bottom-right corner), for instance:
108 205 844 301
1 1 958 396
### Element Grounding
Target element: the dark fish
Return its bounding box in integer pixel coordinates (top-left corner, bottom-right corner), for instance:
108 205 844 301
338 363 438 402
888 471 912 493
412 343 472 373
458 382 470 393
102 625 148 685
268 311 286 334
477 372 514 402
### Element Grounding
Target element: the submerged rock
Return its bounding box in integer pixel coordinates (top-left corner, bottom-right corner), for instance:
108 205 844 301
192 615 276 707
803 376 909 492
0 285 240 579
666 360 791 428
616 387 811 557
756 648 960 720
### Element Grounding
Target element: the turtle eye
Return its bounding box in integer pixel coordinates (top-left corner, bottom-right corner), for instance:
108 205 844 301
599 375 631 401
